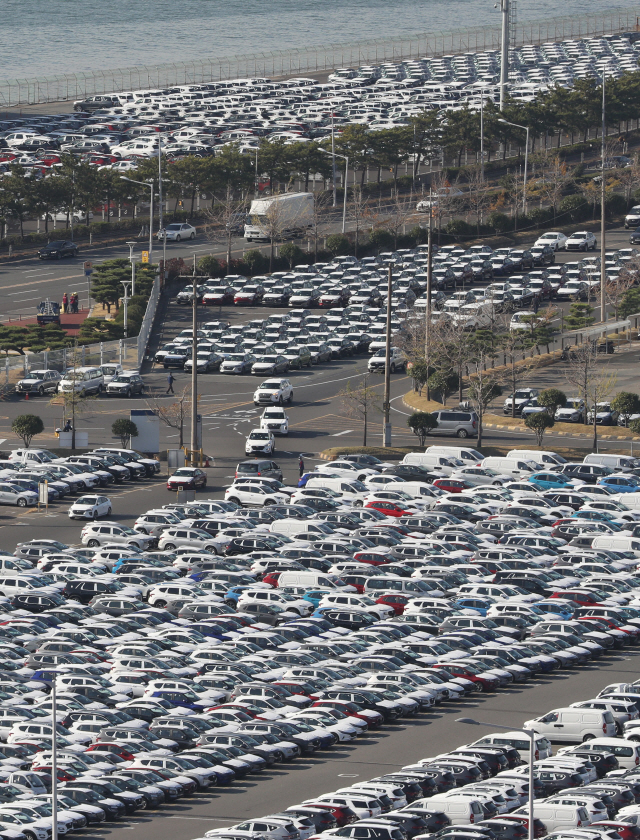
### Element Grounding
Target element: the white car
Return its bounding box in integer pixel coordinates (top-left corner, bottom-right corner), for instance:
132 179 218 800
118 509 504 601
565 230 597 252
260 407 289 435
555 398 585 423
224 485 288 507
253 378 293 405
157 527 223 553
68 495 113 520
236 588 313 616
451 467 511 486
157 222 196 241
245 429 276 456
80 521 155 550
534 231 568 251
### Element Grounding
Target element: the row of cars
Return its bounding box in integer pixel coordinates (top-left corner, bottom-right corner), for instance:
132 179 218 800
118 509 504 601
2 441 640 839
15 364 146 399
0 446 160 508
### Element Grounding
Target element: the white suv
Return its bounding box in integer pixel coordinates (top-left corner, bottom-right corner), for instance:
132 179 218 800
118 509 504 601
224 485 288 507
253 378 293 405
80 522 155 550
245 429 276 456
534 231 567 251
260 407 289 435
237 588 313 616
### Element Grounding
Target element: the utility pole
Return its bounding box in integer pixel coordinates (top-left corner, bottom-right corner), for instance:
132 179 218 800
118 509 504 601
500 0 510 111
600 72 607 324
158 138 166 280
425 200 433 400
190 273 198 463
383 265 393 447
331 113 337 207
51 673 58 840
121 281 131 339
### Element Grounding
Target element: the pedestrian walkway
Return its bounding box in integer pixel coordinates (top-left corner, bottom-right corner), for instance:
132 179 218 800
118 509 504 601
2 307 90 336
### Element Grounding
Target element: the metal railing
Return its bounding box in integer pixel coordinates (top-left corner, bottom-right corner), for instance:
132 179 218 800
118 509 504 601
1 8 638 107
137 278 161 368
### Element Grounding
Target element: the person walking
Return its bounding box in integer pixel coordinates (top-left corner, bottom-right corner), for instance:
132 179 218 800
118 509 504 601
298 455 305 477
166 372 175 394
61 292 68 313
70 293 78 314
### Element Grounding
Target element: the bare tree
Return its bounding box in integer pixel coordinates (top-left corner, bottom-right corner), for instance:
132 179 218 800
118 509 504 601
606 272 636 320
564 343 618 450
431 316 473 403
306 191 331 262
614 153 640 203
466 349 503 449
382 193 417 250
499 318 538 417
349 185 371 260
464 167 492 235
529 155 571 222
338 376 382 446
205 190 247 269
147 387 193 448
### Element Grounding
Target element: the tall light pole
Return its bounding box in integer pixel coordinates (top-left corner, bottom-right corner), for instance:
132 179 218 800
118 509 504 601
331 113 337 207
600 71 607 324
499 0 510 111
425 193 433 400
31 670 58 840
121 177 154 262
158 137 166 280
321 149 348 233
383 265 393 447
191 272 198 463
126 240 136 297
498 118 529 214
121 281 131 339
457 718 534 840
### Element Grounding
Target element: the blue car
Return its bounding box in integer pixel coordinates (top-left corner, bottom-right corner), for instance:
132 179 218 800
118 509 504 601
113 556 145 572
527 472 578 491
598 475 640 493
535 599 575 620
149 689 208 711
224 584 253 606
303 588 333 608
453 597 492 616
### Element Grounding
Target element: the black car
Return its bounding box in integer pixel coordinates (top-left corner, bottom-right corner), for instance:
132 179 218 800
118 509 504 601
630 227 640 245
318 609 377 630
38 240 79 260
382 463 438 482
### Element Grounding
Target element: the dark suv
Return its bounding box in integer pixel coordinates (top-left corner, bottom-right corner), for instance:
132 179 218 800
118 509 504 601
558 463 612 484
235 460 282 481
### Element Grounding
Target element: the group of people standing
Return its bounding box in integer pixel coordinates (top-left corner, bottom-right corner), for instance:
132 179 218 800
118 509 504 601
61 292 79 314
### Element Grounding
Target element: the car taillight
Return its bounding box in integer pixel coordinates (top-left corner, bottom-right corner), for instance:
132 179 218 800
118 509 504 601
603 722 607 732
470 814 474 823
472 420 477 428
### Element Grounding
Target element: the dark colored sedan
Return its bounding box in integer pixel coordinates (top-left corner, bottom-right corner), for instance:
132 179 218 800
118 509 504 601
38 240 79 259
630 227 640 245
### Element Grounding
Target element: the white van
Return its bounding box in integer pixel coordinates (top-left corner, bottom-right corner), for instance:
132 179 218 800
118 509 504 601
277 571 353 590
591 535 640 556
384 481 441 500
512 804 590 832
427 794 485 825
558 737 640 769
58 366 104 395
8 448 61 465
482 456 540 478
402 453 464 476
583 453 638 472
269 520 335 539
524 707 617 742
507 449 566 466
425 446 484 463
304 476 368 502
469 730 553 761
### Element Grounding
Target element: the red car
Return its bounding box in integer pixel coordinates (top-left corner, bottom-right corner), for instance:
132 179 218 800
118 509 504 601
86 742 135 761
166 467 207 491
433 478 470 493
304 804 358 826
262 572 281 587
311 699 380 727
376 593 410 615
353 550 389 566
548 589 601 607
32 764 76 782
365 501 415 517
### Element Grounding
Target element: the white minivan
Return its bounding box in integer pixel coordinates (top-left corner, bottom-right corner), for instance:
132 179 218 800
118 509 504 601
270 520 335 539
427 794 485 825
591 535 640 556
277 571 353 590
482 456 540 478
583 453 637 472
425 446 484 463
58 366 104 395
402 453 464 475
524 707 616 742
469 730 553 761
512 804 590 832
507 449 566 466
558 737 640 769
304 476 369 503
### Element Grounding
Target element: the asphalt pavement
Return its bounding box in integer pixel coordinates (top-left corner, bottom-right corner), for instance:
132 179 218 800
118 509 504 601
48 650 640 840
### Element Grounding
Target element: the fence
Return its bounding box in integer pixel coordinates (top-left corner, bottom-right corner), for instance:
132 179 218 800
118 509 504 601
1 8 639 107
137 277 161 368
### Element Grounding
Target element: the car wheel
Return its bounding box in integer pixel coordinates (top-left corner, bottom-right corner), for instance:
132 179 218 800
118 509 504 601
190 232 195 239
37 385 45 396
125 389 131 398
155 600 167 608
264 499 275 505
92 510 98 520
164 543 176 550
390 363 396 373
582 733 594 742
106 507 112 516
176 235 181 241
228 497 241 505
17 498 27 507
88 539 99 547
287 392 293 402
457 429 469 438
278 396 283 405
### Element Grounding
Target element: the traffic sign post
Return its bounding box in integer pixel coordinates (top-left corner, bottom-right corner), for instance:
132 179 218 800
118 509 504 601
84 261 93 311
38 480 48 511
141 251 149 264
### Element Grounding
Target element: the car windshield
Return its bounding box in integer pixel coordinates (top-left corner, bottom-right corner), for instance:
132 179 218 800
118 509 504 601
261 381 281 388
167 224 182 231
111 376 132 383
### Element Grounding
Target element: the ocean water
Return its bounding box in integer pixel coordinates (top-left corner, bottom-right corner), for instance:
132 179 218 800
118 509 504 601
0 0 635 80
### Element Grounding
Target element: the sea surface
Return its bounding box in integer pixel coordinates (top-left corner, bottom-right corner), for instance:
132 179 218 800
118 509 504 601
0 0 637 80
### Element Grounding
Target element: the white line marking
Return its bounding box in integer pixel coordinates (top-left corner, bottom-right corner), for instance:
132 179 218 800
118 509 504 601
331 430 354 436
9 289 37 295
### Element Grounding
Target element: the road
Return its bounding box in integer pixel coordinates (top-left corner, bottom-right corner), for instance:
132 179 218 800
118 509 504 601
49 650 640 840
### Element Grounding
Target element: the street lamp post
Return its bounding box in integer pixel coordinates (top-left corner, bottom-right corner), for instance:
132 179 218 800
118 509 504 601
600 72 607 324
321 149 348 233
121 281 131 339
498 119 529 214
126 240 136 297
121 177 154 262
457 718 534 840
